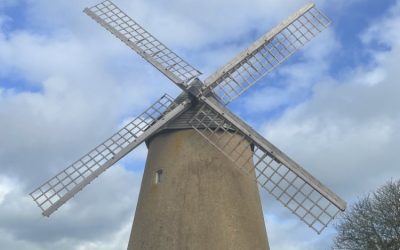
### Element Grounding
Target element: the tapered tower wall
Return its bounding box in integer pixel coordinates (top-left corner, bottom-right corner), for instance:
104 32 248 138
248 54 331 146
128 129 269 250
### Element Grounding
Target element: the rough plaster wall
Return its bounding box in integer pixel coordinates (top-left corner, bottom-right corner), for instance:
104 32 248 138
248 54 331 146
128 129 269 250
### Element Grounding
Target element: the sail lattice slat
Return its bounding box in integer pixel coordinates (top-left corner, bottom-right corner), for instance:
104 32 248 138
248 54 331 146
84 0 201 86
30 94 178 216
189 104 342 233
205 4 330 104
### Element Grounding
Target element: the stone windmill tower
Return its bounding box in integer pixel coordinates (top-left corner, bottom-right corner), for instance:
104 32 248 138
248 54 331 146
30 1 346 249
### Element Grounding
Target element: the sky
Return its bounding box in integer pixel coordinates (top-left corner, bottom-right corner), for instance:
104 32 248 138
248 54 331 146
0 0 399 249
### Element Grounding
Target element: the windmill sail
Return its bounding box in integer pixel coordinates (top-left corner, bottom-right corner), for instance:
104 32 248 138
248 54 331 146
29 0 346 237
189 99 346 233
203 3 330 104
30 94 189 216
84 0 201 89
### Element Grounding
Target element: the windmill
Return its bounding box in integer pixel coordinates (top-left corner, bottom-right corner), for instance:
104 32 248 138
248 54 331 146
30 1 347 249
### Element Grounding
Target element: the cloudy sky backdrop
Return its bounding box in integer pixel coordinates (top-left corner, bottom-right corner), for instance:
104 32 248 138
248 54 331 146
0 0 399 249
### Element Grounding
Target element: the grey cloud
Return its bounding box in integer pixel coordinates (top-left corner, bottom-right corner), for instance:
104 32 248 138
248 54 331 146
0 0 394 249
0 166 141 245
255 2 400 248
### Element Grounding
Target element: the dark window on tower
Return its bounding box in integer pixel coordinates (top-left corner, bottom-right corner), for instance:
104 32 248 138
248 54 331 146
155 169 163 184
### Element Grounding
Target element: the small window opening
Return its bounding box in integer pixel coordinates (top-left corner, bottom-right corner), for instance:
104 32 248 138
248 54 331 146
155 169 163 184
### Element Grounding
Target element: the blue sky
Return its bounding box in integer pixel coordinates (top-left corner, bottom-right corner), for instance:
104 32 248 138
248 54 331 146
0 0 400 249
231 0 396 118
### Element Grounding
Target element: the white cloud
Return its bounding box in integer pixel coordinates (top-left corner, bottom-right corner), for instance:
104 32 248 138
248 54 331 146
237 29 340 115
0 176 14 204
0 0 397 249
258 0 400 248
74 223 131 250
0 166 141 249
362 1 400 48
0 222 131 250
